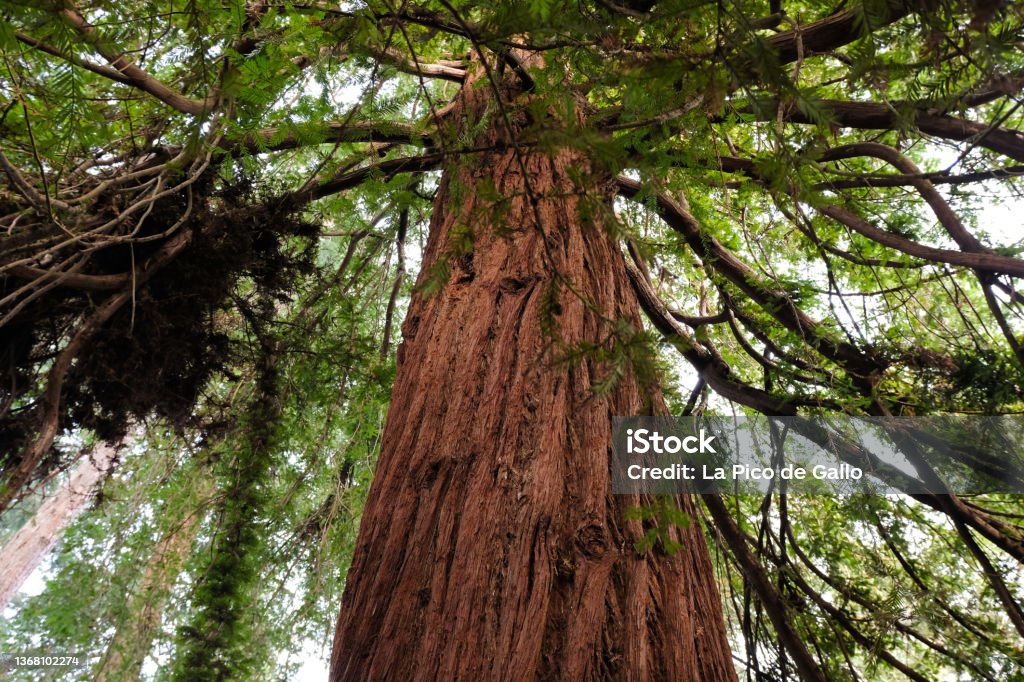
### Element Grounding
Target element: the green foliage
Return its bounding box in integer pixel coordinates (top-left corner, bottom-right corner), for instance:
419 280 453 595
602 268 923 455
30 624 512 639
3 0 1024 679
626 497 691 556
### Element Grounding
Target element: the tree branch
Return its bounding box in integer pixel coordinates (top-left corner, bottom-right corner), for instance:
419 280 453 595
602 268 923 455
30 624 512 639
704 493 829 682
624 254 799 415
816 203 1024 278
757 99 1024 162
764 1 915 65
0 224 197 513
364 44 466 82
615 176 881 383
230 121 434 155
5 265 129 291
284 152 444 207
56 6 218 116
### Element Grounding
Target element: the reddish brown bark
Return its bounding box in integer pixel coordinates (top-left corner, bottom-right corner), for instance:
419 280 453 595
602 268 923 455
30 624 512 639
331 74 735 680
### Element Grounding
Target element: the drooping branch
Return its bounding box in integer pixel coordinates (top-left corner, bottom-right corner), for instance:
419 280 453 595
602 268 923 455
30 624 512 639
615 176 882 384
951 518 1024 639
661 144 1024 359
619 173 1024 565
704 493 828 682
782 520 1000 681
873 508 1014 641
624 255 799 415
777 544 931 682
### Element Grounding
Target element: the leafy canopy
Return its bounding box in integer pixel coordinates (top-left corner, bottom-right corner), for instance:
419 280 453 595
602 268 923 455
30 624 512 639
2 0 1024 679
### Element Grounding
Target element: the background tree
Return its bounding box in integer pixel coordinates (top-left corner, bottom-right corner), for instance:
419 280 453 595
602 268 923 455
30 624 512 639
1 0 1024 679
0 440 118 610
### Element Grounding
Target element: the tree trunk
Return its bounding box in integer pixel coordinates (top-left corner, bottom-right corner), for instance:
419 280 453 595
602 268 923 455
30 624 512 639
0 442 118 609
93 480 210 682
331 72 736 681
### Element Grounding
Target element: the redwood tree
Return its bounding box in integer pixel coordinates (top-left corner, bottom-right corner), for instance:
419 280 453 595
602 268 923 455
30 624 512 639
2 1 1024 680
330 67 736 680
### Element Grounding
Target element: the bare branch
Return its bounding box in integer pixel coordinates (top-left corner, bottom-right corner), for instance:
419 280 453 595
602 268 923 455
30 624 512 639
364 44 466 82
5 265 129 291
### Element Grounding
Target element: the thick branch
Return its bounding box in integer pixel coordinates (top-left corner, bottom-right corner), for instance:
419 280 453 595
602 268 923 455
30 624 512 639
285 152 444 207
365 44 466 82
817 204 1024 277
231 121 433 155
698 151 1024 190
764 99 1024 162
765 2 915 65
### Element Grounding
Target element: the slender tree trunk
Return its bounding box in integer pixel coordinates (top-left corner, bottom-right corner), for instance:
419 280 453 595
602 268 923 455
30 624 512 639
93 483 209 682
331 72 736 680
0 442 118 609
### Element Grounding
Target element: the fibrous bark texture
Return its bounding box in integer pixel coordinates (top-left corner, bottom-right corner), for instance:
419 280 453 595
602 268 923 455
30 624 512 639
331 73 735 681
